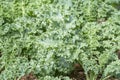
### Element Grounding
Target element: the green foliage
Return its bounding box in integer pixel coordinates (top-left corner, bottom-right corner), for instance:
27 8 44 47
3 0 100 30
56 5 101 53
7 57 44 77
39 76 71 80
0 0 120 80
103 60 120 79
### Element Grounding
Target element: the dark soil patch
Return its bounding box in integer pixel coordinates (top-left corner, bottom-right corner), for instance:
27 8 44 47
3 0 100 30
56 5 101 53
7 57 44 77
69 70 85 80
116 49 120 59
69 63 86 80
19 72 37 80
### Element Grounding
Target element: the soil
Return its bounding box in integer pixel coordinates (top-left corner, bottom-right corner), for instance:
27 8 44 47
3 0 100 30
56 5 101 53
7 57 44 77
69 70 85 80
116 50 120 59
19 72 37 80
69 63 86 80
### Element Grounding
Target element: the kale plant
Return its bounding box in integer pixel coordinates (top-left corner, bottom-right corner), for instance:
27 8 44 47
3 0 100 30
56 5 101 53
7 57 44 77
0 0 120 80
